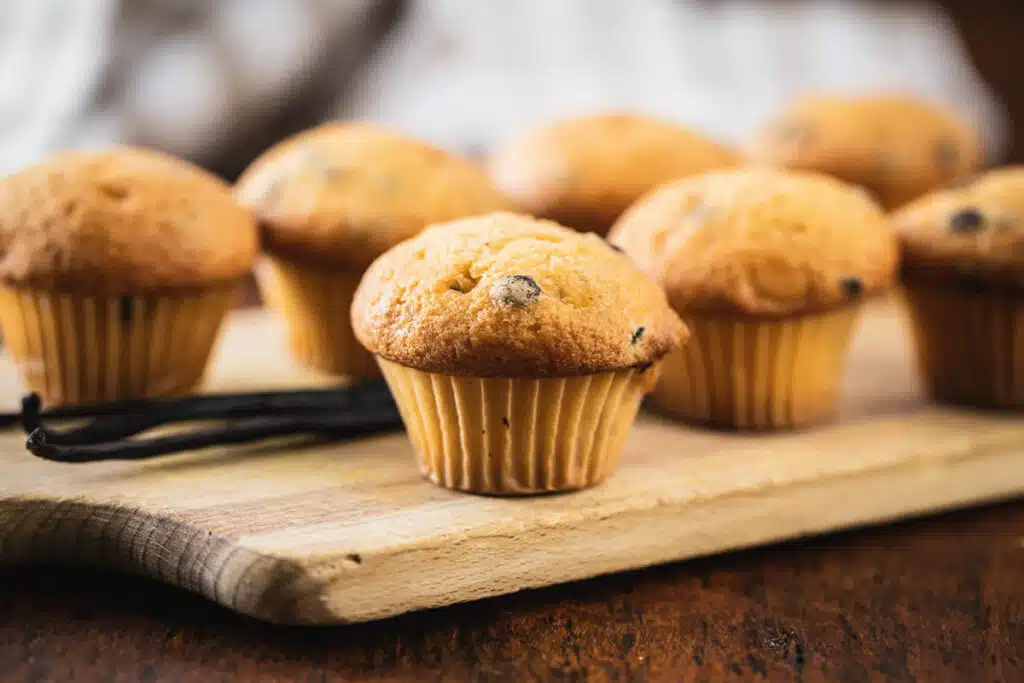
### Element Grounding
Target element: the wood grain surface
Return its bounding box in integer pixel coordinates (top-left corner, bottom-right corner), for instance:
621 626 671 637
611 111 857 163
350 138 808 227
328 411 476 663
0 500 1021 682
2 300 1023 627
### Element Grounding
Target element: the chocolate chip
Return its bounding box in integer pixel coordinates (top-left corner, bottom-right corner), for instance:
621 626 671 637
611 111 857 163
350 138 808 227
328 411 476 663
636 362 654 373
934 139 960 171
607 241 625 254
631 326 645 345
490 275 541 307
840 276 863 297
119 295 134 325
501 417 510 428
949 207 985 233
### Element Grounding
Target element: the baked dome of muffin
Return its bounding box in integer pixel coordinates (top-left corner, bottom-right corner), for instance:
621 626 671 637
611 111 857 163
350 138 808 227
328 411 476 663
489 113 739 235
235 122 512 270
748 94 982 209
608 168 899 316
0 147 257 293
351 212 687 377
891 166 1024 289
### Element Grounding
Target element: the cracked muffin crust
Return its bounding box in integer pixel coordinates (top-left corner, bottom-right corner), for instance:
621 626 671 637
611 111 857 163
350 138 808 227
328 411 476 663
0 147 257 293
748 94 982 210
235 122 512 271
608 168 899 317
352 212 687 378
892 166 1024 289
488 113 739 236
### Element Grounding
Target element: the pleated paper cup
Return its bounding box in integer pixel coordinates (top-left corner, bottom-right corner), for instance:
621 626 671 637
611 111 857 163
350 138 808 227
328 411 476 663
0 284 239 406
902 282 1024 409
378 358 659 494
255 256 378 377
651 306 861 429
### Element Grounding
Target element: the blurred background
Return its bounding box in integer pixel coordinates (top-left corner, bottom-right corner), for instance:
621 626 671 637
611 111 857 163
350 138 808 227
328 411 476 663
0 0 1018 182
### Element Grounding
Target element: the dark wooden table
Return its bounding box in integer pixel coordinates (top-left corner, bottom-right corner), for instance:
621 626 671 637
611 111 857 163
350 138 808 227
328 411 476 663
1 500 1021 683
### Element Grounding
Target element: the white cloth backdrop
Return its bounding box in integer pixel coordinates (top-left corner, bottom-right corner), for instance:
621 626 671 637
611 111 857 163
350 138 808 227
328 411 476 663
0 0 1008 176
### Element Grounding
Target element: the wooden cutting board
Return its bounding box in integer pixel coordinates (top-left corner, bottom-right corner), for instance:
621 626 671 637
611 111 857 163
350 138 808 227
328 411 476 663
1 301 1023 625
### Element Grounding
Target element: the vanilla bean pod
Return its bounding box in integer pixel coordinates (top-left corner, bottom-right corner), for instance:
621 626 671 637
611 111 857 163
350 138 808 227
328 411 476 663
2 381 393 430
26 410 403 464
9 381 395 445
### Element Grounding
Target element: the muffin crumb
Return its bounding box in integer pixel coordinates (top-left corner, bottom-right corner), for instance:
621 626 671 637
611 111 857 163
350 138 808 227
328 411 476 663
449 272 478 293
490 275 542 308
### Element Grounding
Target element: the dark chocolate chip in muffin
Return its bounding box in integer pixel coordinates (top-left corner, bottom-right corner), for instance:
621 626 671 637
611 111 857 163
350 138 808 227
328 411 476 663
839 276 864 297
607 240 625 254
630 326 645 345
948 207 985 233
636 361 654 374
119 295 134 325
934 139 960 171
490 275 541 307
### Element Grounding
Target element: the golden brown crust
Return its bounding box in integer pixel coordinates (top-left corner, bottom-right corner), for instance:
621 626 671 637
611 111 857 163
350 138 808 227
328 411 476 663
351 212 688 377
748 94 983 209
0 147 258 293
235 123 512 271
488 113 740 235
891 166 1024 289
608 168 899 316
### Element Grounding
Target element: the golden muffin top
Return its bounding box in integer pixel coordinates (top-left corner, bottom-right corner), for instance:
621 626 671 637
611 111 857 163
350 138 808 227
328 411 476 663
488 113 739 235
608 168 899 316
891 166 1024 289
0 147 257 294
351 212 688 377
235 123 512 271
748 94 982 209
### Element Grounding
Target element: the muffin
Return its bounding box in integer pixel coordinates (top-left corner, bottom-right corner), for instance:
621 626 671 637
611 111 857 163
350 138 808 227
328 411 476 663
891 167 1024 408
748 94 983 209
235 123 512 377
609 168 898 429
488 113 739 236
0 147 257 405
352 212 687 494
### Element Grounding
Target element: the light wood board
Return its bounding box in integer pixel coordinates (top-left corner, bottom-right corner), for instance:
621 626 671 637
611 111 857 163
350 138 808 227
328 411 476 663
1 302 1023 625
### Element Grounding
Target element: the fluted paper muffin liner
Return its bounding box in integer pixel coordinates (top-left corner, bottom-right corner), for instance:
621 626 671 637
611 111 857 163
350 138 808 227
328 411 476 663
651 306 861 429
255 256 377 377
378 358 658 494
0 284 238 406
902 283 1023 409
